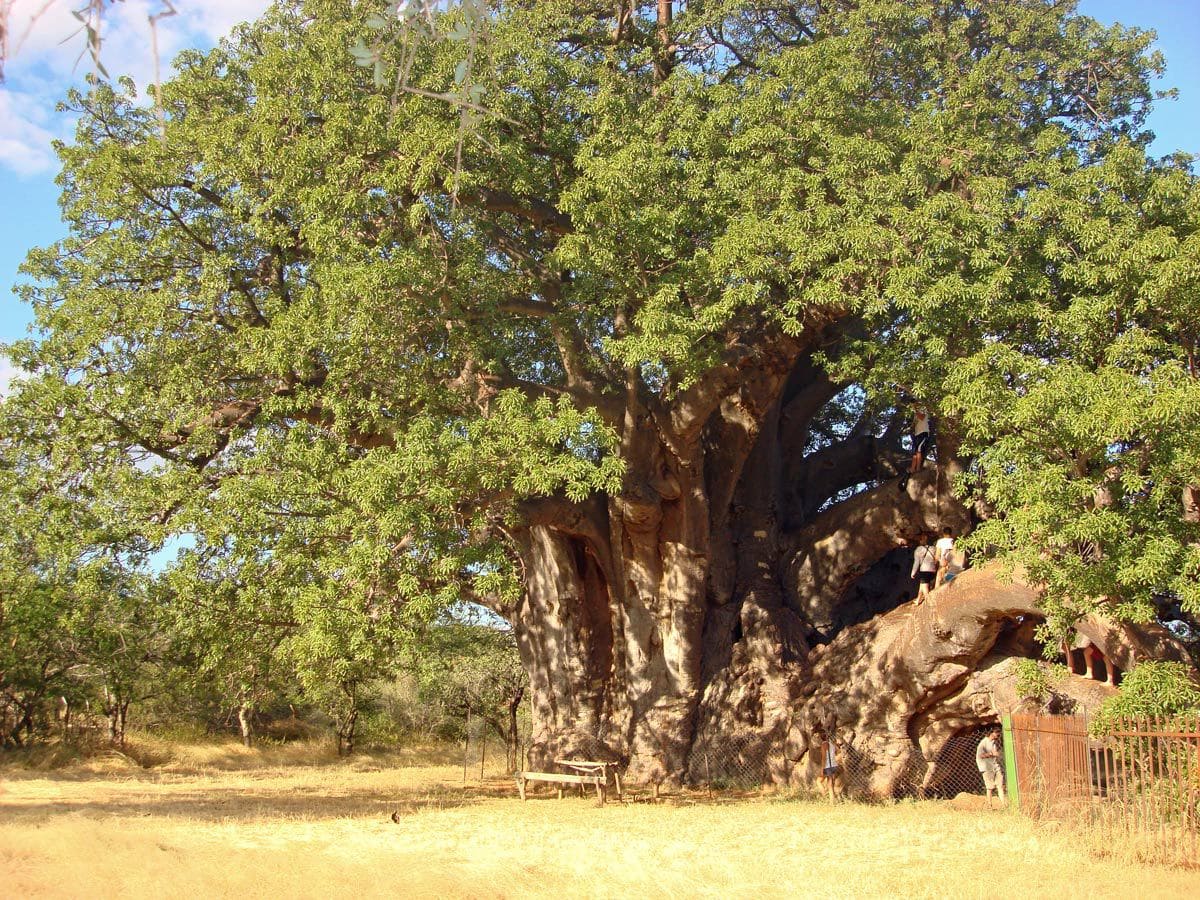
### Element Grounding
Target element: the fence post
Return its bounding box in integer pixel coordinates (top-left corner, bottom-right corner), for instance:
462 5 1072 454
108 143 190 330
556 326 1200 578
463 705 470 783
1002 713 1019 811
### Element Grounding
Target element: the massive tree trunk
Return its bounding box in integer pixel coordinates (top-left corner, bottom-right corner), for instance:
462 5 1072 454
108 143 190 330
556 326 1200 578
500 345 1195 790
510 424 715 784
502 344 961 786
507 336 805 784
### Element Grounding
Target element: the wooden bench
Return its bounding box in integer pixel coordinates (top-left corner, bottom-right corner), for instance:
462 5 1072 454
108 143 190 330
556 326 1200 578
516 760 622 804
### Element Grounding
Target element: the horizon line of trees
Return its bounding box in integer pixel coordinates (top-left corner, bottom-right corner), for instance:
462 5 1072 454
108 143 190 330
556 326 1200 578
0 548 527 758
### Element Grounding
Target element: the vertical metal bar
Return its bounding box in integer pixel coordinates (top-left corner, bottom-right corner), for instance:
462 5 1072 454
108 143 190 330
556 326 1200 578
1003 713 1019 811
463 705 470 783
1110 720 1121 836
1082 714 1094 828
1047 714 1056 815
1132 714 1142 845
1193 719 1199 865
1115 716 1129 844
1154 714 1168 861
1144 716 1154 847
1172 716 1186 865
1170 718 1182 864
1187 720 1195 865
1148 715 1156 850
1124 715 1134 845
1034 713 1042 815
1192 719 1199 865
1082 714 1092 824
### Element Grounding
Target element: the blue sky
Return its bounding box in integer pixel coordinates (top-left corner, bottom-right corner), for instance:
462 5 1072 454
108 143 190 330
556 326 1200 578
2 0 1199 393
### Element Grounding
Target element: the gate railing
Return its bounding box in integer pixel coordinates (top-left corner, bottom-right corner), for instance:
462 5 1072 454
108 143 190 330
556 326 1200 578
1005 713 1200 867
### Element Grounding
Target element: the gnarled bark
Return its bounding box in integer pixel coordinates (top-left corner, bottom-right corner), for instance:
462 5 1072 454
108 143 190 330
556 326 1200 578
784 466 971 635
505 341 1194 791
785 567 1196 796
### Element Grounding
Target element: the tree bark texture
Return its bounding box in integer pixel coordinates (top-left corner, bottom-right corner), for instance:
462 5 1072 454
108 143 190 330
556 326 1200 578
337 707 358 757
103 687 129 748
237 703 254 748
502 353 1197 791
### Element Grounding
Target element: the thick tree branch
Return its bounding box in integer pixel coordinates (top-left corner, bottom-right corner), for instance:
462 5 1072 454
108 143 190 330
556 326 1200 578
668 328 803 443
783 467 971 633
457 187 573 235
785 418 908 527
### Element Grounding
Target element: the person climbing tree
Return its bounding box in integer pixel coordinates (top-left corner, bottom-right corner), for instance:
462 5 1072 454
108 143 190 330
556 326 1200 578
934 527 955 588
899 407 932 491
910 534 939 603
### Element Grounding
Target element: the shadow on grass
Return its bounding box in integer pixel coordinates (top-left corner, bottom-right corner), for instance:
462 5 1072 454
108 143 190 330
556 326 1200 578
0 775 526 824
0 738 471 781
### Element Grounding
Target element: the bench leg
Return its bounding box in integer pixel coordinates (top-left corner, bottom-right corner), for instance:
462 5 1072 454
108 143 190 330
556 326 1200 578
614 770 622 799
557 787 563 800
595 781 605 806
517 776 526 801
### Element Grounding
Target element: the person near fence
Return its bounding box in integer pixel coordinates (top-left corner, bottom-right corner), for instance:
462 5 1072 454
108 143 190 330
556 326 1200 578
816 708 844 802
975 726 1005 806
910 534 939 602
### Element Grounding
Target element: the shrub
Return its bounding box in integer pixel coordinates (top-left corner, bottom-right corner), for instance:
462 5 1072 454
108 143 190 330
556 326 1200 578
1091 661 1200 735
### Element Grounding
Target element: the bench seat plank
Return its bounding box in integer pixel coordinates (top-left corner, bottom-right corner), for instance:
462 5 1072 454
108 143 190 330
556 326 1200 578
518 771 601 785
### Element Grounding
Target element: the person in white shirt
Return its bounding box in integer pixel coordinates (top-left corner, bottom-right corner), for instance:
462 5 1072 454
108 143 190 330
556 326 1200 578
934 527 955 588
910 534 939 602
976 726 1006 806
899 407 932 491
816 707 844 802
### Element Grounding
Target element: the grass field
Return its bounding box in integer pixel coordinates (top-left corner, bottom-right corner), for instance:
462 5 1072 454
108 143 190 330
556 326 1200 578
1 738 1194 899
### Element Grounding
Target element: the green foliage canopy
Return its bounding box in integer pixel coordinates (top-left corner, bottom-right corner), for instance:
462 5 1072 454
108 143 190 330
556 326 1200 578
1 0 1197 709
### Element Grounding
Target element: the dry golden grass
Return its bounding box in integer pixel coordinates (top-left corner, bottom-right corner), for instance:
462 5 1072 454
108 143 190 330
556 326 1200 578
1 740 1195 899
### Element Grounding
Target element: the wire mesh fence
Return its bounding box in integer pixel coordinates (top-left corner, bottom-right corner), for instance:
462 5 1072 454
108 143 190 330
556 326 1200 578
692 734 774 791
460 707 532 781
485 722 1007 804
921 724 1001 799
689 723 1004 803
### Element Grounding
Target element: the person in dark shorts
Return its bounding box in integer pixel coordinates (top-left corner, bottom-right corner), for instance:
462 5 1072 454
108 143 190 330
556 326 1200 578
899 408 933 491
817 708 844 802
910 533 939 602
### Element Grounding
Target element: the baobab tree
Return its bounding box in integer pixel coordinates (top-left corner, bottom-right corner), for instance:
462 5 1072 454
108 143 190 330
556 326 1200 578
4 0 1198 787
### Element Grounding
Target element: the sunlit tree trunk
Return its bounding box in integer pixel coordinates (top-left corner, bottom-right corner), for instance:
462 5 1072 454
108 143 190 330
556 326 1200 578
237 703 254 748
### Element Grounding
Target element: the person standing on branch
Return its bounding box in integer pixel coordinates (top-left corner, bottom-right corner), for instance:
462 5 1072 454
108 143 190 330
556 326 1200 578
934 527 955 588
910 533 939 603
899 408 932 491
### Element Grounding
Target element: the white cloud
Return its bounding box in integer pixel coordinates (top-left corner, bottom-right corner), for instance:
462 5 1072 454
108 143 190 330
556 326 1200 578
187 0 275 42
0 356 23 398
1 0 274 177
0 85 64 174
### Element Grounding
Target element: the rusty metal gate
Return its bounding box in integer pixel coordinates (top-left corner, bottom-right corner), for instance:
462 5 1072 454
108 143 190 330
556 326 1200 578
1008 713 1092 814
1006 713 1200 867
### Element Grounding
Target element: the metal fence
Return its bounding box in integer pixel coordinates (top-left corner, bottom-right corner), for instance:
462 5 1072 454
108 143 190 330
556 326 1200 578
689 730 997 800
1008 713 1200 867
